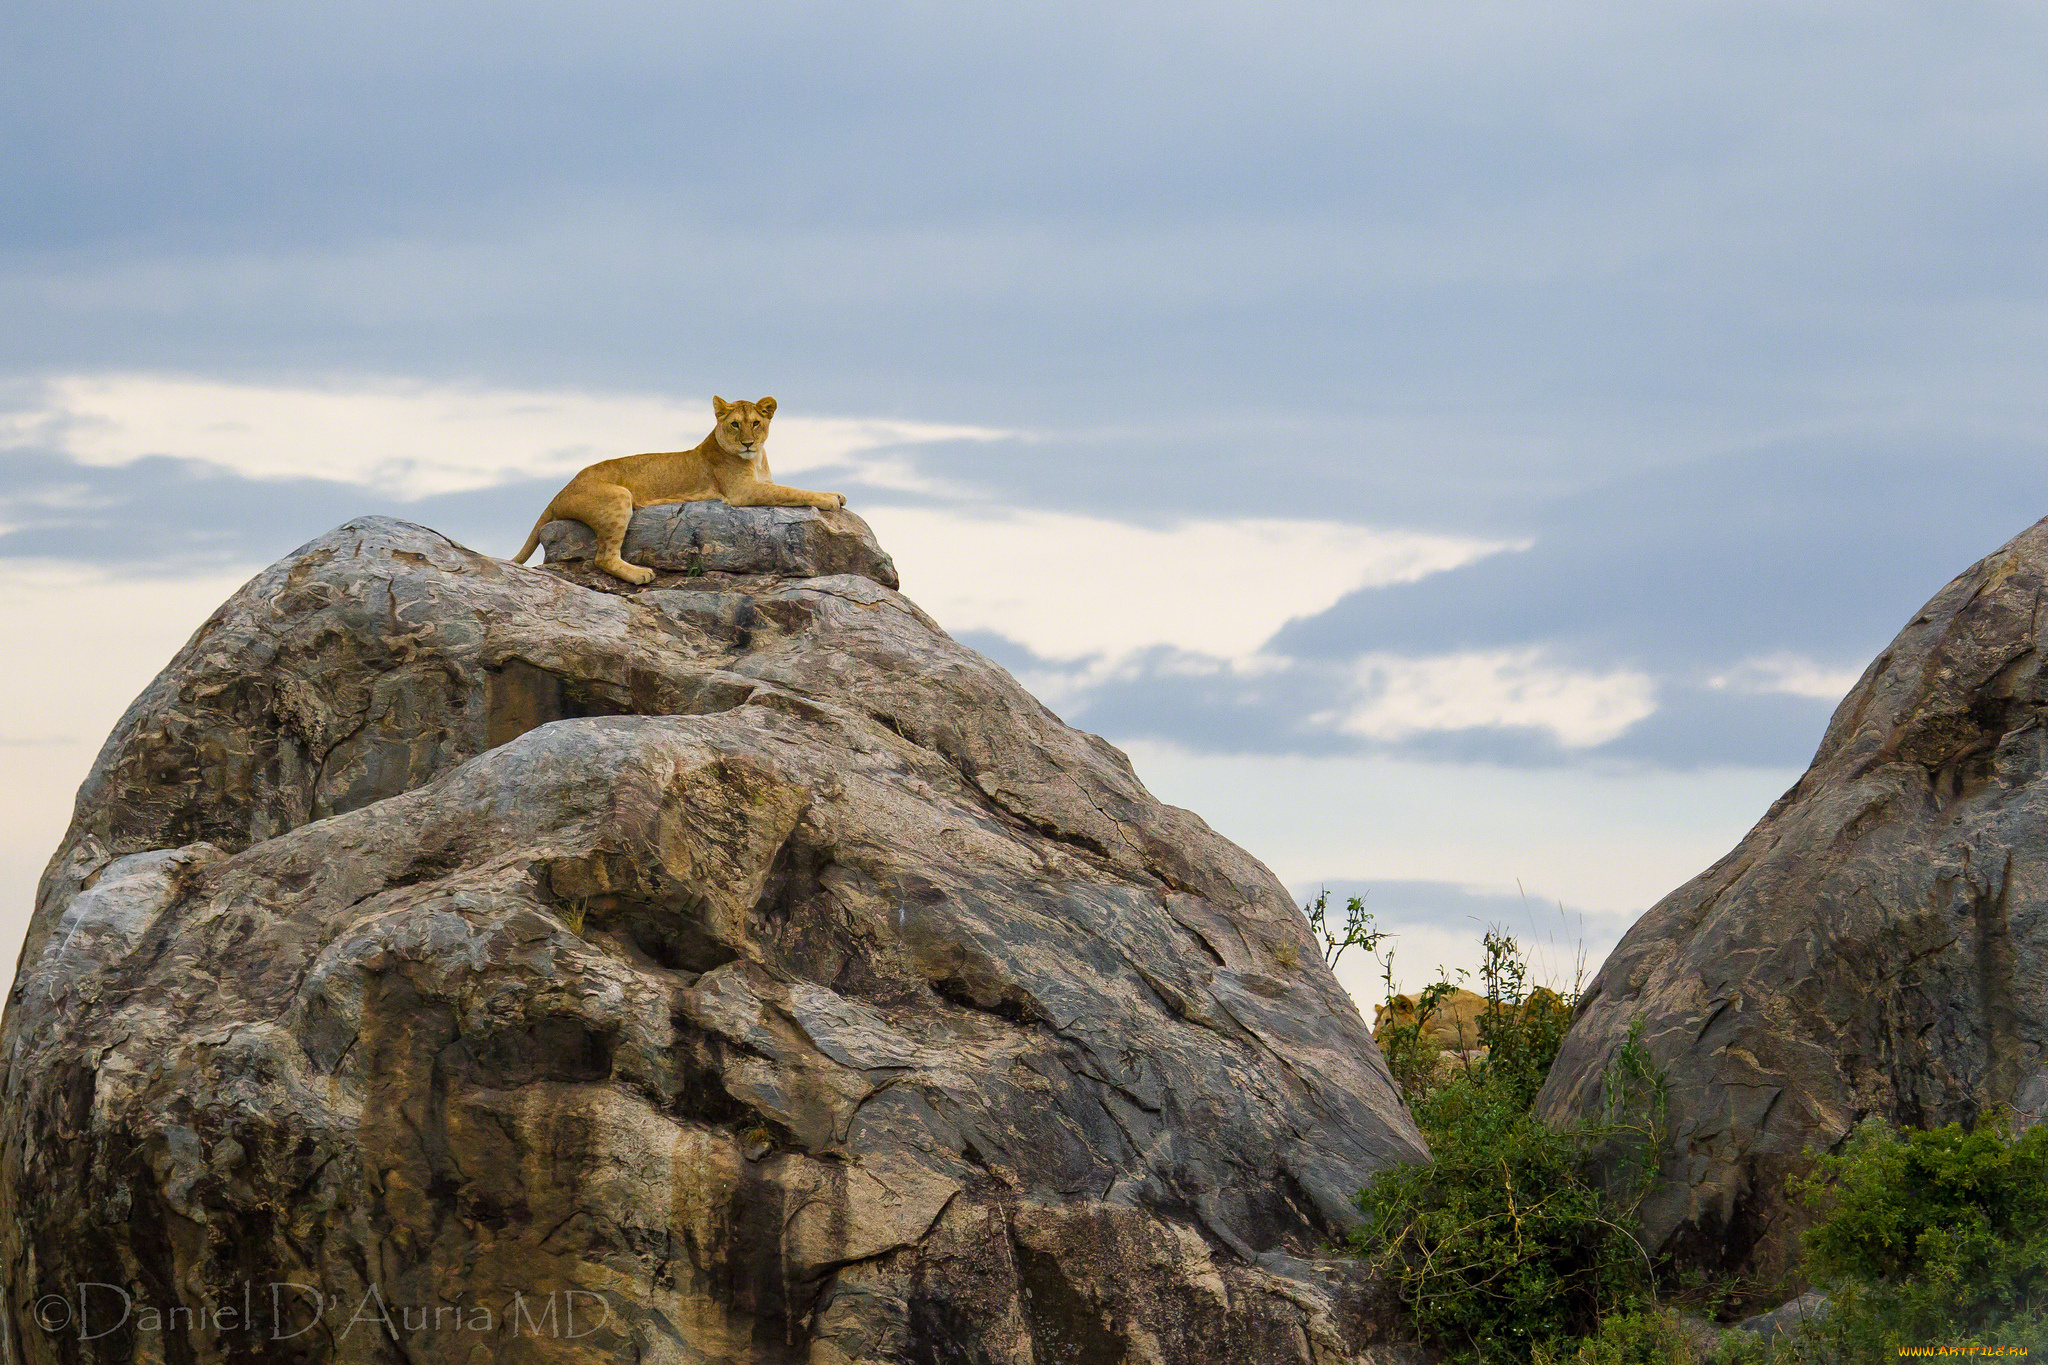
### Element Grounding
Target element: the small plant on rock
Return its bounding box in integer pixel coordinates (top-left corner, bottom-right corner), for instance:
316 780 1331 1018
1303 887 1386 970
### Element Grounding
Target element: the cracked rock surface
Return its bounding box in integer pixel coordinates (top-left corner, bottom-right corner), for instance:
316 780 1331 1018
1 508 1427 1363
1539 516 2048 1302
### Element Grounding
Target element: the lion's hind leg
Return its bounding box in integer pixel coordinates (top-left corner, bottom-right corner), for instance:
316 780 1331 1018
557 482 653 585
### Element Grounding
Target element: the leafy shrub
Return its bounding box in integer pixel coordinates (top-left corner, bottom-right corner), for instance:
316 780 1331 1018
1534 1307 1718 1364
1775 1116 2048 1354
1302 886 1452 1097
1471 928 1574 1111
1303 887 1385 970
1351 930 1667 1363
1338 911 2048 1358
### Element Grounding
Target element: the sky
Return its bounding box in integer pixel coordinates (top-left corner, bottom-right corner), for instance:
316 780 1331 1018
6 1 2048 1002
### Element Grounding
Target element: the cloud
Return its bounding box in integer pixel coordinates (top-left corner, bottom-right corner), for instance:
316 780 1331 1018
1330 649 1656 749
3 373 1007 499
10 372 2034 775
1707 653 1864 702
0 449 371 570
8 0 2048 458
1122 738 1799 917
866 505 1519 663
1121 739 1799 997
1238 434 2048 764
0 376 1523 677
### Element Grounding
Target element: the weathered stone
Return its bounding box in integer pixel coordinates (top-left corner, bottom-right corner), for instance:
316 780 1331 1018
1539 516 2048 1302
537 500 899 589
1736 1290 1827 1340
1 510 1425 1362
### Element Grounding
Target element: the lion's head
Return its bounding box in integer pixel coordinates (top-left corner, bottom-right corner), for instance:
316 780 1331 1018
712 395 776 457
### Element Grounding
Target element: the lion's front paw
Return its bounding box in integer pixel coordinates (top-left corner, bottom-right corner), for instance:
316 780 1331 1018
827 492 847 509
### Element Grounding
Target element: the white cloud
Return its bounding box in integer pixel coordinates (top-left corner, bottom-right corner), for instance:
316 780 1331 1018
2 373 1006 499
1329 648 1658 749
863 505 1521 664
1707 652 1863 702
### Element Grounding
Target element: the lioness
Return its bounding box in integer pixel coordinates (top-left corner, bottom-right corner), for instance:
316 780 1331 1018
1371 985 1570 1052
511 395 846 584
1373 988 1489 1051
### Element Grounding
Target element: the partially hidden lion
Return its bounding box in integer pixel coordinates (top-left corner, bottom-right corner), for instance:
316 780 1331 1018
511 395 845 584
1371 985 1569 1052
1373 988 1489 1051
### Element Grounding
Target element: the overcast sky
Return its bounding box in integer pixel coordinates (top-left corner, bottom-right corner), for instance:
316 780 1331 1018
6 1 2046 999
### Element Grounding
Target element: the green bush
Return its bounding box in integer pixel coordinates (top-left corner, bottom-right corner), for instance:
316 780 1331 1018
1338 910 2048 1359
1535 1307 1716 1364
1776 1116 2048 1354
1351 933 1668 1363
1472 928 1574 1111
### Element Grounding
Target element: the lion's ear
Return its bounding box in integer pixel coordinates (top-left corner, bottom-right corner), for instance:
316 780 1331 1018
756 396 777 418
712 396 730 418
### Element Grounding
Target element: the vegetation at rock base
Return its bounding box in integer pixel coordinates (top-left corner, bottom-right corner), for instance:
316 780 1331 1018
1343 921 1670 1361
1318 897 2048 1362
1726 1117 2048 1360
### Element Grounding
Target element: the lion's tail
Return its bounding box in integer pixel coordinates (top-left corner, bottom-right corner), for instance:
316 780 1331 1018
511 517 546 565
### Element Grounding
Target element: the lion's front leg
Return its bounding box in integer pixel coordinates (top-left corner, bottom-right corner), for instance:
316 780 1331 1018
728 482 846 510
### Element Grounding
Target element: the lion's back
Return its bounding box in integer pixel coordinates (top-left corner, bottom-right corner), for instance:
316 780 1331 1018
597 449 722 504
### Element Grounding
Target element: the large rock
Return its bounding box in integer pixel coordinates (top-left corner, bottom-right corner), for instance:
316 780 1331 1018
1 510 1427 1363
1539 516 2048 1301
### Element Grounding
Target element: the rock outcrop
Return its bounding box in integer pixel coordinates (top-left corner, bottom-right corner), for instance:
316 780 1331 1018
1 506 1427 1363
537 500 900 589
1539 516 2048 1302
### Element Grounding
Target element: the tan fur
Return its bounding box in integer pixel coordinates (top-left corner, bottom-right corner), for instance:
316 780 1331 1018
1371 985 1569 1052
511 396 845 585
1373 988 1489 1051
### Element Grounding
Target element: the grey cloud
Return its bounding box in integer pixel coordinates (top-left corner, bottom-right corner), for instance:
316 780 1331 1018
0 435 1995 775
7 1 2048 472
951 635 1362 759
11 2 2048 779
959 428 2040 771
0 449 951 571
10 3 2043 254
0 449 591 571
1594 686 1839 770
987 640 1839 772
0 450 373 570
956 626 1818 770
1272 435 2048 677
